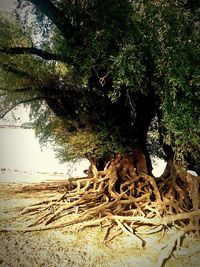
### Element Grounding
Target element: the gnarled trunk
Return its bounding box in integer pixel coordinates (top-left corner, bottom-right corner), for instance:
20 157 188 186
86 145 153 178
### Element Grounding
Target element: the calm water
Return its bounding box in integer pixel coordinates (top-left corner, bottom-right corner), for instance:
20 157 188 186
0 127 166 183
0 127 89 182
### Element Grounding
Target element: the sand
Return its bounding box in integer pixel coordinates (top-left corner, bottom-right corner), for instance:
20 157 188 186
0 181 200 267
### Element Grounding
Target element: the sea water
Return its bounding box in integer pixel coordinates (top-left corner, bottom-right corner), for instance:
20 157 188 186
0 127 89 183
0 126 166 183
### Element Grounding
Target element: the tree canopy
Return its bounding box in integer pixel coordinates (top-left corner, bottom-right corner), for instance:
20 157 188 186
1 1 200 253
0 0 200 173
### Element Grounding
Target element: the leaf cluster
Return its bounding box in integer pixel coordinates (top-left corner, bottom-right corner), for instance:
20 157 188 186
0 0 199 168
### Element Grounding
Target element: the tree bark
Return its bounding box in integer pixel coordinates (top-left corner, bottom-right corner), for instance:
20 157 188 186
28 0 75 41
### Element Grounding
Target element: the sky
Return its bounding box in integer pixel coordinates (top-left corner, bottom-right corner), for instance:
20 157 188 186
0 105 31 126
0 0 89 180
0 0 167 180
0 0 69 177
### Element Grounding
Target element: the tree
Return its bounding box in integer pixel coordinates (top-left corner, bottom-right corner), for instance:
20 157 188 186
0 0 200 246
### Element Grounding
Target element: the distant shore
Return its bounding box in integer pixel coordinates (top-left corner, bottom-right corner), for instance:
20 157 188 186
0 169 70 184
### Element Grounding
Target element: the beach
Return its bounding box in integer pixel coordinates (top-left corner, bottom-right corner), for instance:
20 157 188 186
0 176 200 267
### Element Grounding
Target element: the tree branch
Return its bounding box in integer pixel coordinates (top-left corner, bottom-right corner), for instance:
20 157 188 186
27 0 75 41
0 87 33 97
0 86 32 92
12 87 33 93
0 47 66 62
0 62 32 78
0 97 44 119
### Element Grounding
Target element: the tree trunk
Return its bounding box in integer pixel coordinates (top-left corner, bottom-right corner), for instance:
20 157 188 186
131 91 157 176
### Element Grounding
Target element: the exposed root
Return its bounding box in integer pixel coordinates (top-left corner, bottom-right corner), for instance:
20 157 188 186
115 218 145 247
0 156 199 267
156 231 185 267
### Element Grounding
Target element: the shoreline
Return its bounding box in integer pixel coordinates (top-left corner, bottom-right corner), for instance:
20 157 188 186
0 169 72 184
0 179 200 266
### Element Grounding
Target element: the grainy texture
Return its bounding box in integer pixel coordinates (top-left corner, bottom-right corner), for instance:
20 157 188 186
0 182 200 267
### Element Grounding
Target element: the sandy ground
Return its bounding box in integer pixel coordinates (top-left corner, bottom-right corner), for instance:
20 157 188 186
0 181 200 267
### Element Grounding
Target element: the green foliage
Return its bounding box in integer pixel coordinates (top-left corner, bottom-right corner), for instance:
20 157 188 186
29 100 126 162
0 0 200 168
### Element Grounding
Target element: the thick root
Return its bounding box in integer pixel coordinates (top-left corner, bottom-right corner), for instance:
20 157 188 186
1 156 199 256
0 155 198 267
